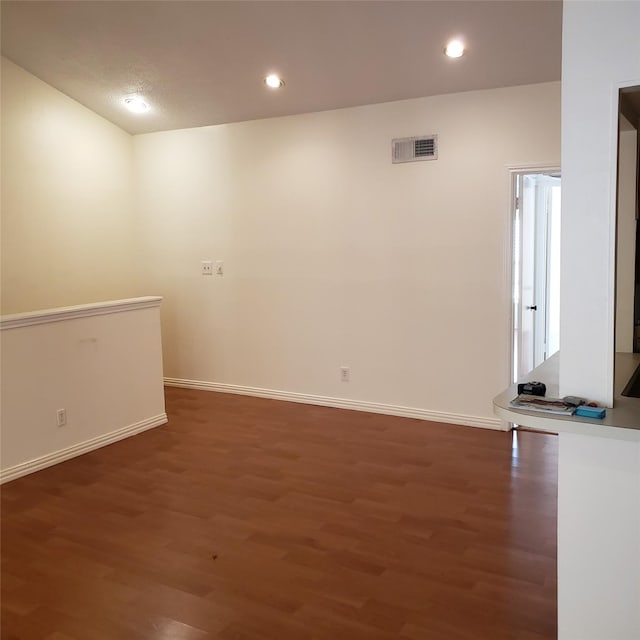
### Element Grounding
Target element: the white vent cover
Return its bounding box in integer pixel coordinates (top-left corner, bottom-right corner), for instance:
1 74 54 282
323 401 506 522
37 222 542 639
392 135 438 164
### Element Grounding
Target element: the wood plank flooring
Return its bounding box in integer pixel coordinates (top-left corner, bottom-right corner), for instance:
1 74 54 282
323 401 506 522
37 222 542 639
1 388 557 639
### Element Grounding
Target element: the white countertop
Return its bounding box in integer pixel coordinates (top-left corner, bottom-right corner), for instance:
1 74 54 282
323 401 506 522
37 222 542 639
493 352 640 441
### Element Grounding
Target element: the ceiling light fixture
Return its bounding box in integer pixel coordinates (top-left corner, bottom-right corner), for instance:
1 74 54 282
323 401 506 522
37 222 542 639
444 39 465 58
264 74 285 89
123 96 150 114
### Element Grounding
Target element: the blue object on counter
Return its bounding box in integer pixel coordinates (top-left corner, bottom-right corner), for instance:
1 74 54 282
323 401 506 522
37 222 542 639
575 405 606 419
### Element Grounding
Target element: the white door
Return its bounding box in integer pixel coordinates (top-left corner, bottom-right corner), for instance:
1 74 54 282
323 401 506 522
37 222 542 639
512 172 561 382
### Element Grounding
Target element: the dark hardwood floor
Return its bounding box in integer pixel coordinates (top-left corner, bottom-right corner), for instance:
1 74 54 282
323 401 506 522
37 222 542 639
1 388 557 640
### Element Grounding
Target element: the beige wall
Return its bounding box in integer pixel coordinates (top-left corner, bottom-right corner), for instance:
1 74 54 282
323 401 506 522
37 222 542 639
1 58 560 426
134 81 560 423
1 57 139 314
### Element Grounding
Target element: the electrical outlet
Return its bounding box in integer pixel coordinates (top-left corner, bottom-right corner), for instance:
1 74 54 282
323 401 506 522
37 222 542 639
215 260 224 276
56 408 67 427
340 366 350 382
201 261 213 275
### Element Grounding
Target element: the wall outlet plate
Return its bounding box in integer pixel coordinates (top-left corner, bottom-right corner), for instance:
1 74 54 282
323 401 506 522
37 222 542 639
201 260 213 275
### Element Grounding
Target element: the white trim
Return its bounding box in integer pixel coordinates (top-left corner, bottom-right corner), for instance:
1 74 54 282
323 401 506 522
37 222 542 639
164 377 505 431
0 297 163 331
505 162 562 173
0 413 168 484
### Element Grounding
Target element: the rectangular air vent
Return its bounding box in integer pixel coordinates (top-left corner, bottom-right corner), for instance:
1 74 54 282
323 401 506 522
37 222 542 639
392 135 438 164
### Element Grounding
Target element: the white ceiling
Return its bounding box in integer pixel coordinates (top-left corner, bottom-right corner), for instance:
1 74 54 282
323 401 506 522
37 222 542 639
1 0 562 135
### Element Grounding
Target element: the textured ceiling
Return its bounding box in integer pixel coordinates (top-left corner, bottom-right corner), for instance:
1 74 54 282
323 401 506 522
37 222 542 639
1 0 563 135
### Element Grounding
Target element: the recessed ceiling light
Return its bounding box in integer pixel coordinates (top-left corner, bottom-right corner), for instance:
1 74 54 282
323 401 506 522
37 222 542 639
123 96 150 114
444 39 465 58
264 74 285 89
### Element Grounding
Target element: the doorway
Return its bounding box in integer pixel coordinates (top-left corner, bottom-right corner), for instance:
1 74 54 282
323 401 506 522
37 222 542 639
616 86 640 356
511 171 561 383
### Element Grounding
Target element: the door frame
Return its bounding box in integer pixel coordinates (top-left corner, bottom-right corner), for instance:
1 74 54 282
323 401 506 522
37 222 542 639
506 164 561 385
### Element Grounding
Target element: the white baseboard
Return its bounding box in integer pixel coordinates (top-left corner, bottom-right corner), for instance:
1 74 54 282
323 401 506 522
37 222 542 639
164 377 505 431
0 413 168 484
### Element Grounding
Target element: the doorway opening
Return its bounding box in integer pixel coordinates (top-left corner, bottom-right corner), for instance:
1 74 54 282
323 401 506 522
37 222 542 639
617 85 640 397
616 86 640 358
511 170 561 383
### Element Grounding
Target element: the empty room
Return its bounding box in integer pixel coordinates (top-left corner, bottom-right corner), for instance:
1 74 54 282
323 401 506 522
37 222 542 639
1 2 639 639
